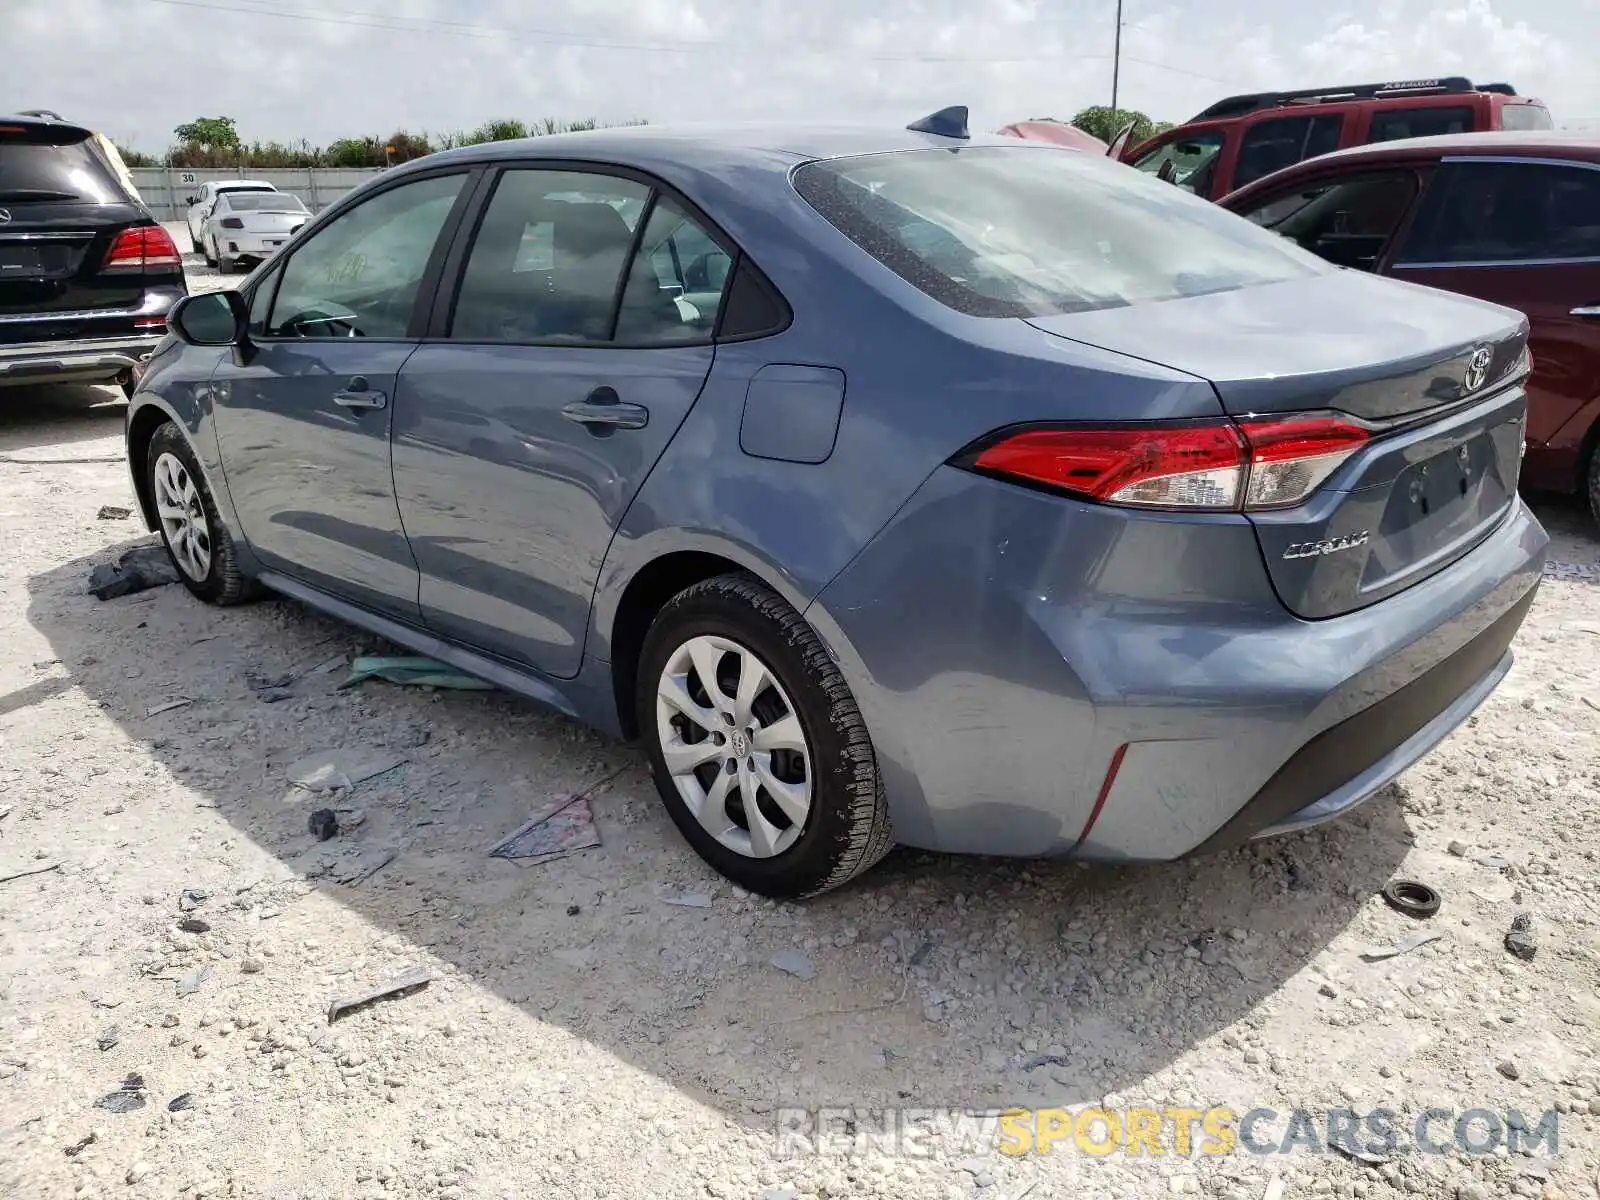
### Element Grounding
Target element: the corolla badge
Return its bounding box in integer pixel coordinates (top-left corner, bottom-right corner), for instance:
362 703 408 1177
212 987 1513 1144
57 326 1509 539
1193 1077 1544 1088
1463 345 1493 393
1282 531 1370 560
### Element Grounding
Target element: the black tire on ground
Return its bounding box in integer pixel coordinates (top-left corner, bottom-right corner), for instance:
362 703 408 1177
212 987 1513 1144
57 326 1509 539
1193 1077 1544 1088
189 227 201 255
636 572 893 898
217 256 234 275
1587 437 1600 529
203 238 217 268
145 421 261 606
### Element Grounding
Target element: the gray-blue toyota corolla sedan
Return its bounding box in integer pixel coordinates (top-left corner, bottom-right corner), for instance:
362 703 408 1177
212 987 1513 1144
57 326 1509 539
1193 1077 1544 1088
127 111 1547 897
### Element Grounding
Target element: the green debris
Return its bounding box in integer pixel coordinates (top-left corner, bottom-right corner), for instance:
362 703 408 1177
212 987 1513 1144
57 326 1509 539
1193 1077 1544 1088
340 656 494 691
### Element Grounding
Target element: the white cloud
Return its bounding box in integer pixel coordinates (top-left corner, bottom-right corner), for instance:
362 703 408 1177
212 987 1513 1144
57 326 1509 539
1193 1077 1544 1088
3 0 1594 151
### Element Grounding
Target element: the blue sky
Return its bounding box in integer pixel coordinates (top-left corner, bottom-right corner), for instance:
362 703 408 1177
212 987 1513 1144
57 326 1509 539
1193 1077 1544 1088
7 0 1596 150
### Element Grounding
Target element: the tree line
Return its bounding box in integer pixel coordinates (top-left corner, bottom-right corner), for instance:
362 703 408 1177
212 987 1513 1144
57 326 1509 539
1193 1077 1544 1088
116 116 647 169
116 108 1170 169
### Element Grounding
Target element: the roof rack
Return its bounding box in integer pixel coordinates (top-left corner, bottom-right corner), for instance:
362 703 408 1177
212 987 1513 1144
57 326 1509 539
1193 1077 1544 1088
1191 77 1513 121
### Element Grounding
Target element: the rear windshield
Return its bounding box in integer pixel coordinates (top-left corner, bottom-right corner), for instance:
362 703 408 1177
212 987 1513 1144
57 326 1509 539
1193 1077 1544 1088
792 146 1326 318
223 194 306 212
0 127 124 203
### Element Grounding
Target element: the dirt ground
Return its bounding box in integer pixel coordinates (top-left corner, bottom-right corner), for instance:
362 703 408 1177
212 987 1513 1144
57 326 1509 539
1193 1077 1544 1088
1 247 1597 1200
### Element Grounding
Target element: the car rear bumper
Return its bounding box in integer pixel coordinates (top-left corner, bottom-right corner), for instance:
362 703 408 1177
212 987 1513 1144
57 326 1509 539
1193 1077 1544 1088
220 233 293 259
807 466 1548 860
0 333 164 387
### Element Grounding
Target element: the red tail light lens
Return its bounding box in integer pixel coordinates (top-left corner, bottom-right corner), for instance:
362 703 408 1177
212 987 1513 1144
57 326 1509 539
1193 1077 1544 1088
970 415 1370 512
219 217 244 229
102 225 182 272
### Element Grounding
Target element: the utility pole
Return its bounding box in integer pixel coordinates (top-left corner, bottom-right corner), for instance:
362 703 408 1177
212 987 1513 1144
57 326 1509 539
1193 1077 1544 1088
1111 0 1123 114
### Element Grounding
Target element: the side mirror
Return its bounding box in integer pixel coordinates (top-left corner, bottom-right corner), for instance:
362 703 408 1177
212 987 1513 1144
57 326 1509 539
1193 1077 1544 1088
186 196 197 206
169 290 247 347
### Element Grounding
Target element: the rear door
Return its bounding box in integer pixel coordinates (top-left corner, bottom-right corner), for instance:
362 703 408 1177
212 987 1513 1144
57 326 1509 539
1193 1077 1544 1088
1387 156 1600 461
1231 165 1423 272
0 121 152 337
392 166 731 678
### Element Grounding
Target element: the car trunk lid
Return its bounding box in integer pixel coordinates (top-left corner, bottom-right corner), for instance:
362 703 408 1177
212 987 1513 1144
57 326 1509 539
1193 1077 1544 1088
1025 270 1530 619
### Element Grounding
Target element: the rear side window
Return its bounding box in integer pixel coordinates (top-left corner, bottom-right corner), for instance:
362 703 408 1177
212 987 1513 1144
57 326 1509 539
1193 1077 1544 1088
1367 106 1475 142
1234 115 1344 188
793 146 1327 319
1397 160 1600 264
1240 171 1418 271
0 126 124 204
1499 104 1554 132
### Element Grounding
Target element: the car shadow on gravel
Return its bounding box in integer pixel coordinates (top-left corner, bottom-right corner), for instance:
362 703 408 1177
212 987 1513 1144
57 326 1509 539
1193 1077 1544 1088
27 532 1418 1123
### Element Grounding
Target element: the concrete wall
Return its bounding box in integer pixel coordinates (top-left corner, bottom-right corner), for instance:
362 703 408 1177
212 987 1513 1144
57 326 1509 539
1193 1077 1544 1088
128 167 383 220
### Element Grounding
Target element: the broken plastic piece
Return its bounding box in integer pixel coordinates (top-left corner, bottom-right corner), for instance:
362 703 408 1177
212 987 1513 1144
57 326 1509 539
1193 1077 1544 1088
341 656 493 691
327 965 431 1023
287 748 407 792
308 809 339 841
1360 929 1444 961
490 795 601 863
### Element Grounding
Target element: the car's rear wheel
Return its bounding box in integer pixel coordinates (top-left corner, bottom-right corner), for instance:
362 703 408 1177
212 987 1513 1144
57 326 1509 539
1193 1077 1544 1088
1587 438 1600 529
202 234 217 268
146 422 259 605
188 226 201 255
637 572 892 898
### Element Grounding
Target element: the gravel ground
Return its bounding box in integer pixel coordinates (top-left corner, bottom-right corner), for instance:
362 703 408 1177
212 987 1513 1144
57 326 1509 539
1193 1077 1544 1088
1 248 1597 1200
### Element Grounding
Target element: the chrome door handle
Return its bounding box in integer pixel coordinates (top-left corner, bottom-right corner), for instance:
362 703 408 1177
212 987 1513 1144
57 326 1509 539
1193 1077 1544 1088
333 376 387 410
1570 305 1600 318
561 386 648 432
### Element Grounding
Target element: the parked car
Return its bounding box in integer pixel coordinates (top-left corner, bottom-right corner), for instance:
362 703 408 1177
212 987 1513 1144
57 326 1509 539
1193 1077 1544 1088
1125 77 1553 200
184 179 277 256
202 190 310 273
0 112 185 398
1219 131 1600 521
997 120 1109 153
127 111 1547 896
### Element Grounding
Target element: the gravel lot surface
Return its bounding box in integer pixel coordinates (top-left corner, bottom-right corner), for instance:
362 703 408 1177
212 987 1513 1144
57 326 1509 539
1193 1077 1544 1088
1 246 1597 1199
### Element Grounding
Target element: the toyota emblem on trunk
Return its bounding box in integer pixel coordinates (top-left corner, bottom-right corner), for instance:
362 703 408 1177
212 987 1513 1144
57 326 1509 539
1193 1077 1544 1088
1464 346 1493 393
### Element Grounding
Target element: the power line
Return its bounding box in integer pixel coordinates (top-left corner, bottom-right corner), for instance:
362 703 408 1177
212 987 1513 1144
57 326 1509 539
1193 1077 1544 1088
133 0 1229 78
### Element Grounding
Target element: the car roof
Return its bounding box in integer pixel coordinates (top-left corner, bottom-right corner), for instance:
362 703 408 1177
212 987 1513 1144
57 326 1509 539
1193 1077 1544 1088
416 122 1031 172
1307 130 1600 166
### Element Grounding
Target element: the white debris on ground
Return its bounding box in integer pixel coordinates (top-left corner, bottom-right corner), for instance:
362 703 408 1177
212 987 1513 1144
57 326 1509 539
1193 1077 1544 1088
0 251 1596 1199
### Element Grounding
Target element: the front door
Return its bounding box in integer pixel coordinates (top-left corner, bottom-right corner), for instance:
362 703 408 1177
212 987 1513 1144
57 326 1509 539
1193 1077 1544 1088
1387 157 1600 458
393 168 733 678
209 170 473 620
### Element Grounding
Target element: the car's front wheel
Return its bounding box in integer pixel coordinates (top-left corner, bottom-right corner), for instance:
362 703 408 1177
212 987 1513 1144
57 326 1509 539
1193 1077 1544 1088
1586 438 1600 529
146 422 259 605
637 572 892 898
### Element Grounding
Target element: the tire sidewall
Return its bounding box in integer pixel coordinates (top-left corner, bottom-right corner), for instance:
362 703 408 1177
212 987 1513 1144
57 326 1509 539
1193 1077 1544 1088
146 423 228 603
637 582 873 897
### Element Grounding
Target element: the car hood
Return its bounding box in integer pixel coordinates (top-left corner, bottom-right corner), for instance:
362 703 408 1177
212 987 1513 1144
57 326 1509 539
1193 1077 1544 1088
1024 269 1529 420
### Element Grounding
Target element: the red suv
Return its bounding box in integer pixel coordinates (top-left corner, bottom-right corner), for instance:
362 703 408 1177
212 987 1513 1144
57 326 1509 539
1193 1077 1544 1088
1124 77 1553 201
1219 131 1600 519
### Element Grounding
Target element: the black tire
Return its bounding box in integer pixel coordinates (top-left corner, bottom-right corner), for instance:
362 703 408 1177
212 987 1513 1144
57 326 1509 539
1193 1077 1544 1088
188 227 201 255
1587 438 1600 529
636 572 892 898
146 422 261 606
202 236 217 268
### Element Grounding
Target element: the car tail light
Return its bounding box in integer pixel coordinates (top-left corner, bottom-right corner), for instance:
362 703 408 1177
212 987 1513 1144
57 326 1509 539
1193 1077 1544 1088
968 415 1369 512
102 225 182 272
220 217 244 229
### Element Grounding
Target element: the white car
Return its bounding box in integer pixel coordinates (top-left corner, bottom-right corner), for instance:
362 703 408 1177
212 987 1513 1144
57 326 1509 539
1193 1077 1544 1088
184 179 278 253
201 191 311 273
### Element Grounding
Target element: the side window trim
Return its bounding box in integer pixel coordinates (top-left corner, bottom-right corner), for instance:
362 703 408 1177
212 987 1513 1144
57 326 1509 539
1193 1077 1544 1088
606 189 661 343
252 165 482 345
1393 157 1600 269
423 158 771 348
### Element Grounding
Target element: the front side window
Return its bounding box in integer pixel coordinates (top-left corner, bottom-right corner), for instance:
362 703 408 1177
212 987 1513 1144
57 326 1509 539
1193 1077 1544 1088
1240 171 1418 271
614 198 732 344
1233 115 1344 188
1396 160 1600 265
1367 106 1474 143
794 146 1327 319
1131 132 1225 196
449 170 649 343
265 172 465 339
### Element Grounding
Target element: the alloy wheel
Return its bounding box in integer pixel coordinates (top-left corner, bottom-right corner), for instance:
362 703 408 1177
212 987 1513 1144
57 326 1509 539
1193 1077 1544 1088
153 451 212 582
